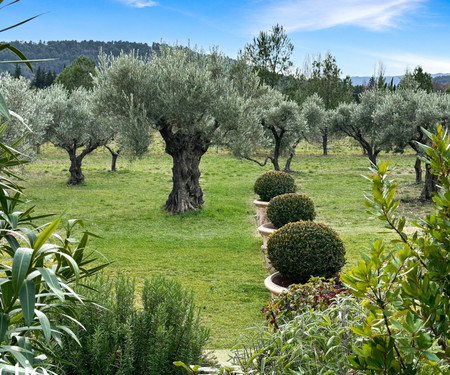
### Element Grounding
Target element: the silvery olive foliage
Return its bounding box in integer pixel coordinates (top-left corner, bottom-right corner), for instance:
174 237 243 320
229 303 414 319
0 73 50 154
374 88 449 152
331 88 388 166
94 51 153 157
332 87 450 167
231 88 305 171
37 84 112 184
282 93 327 172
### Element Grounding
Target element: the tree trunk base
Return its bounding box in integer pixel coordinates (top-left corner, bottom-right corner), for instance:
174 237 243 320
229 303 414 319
420 164 438 201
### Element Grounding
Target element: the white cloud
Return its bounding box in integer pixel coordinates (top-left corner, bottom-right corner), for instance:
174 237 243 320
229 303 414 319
116 0 158 8
367 51 450 74
249 0 426 33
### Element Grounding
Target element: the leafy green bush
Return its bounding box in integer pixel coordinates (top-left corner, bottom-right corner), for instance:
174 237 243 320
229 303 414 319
342 126 450 374
234 294 364 375
267 221 346 283
262 276 349 329
0 120 108 373
267 193 315 228
253 171 296 202
55 274 210 375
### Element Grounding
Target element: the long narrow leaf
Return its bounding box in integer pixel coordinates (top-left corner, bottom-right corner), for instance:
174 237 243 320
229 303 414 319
0 93 10 120
0 312 9 342
34 310 51 344
0 345 34 369
36 267 64 301
11 247 33 294
33 218 61 253
19 280 35 326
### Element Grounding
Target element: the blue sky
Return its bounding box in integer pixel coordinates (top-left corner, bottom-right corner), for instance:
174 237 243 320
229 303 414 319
2 0 450 76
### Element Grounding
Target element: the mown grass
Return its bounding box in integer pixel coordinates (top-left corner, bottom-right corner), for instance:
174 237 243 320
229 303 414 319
20 144 432 348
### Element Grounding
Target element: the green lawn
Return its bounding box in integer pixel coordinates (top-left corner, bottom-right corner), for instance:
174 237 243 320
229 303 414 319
21 146 431 348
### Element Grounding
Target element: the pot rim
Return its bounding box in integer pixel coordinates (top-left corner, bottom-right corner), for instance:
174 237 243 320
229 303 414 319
264 271 288 296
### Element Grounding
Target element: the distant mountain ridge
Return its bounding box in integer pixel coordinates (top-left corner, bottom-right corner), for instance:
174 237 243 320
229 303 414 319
0 40 161 78
350 73 450 86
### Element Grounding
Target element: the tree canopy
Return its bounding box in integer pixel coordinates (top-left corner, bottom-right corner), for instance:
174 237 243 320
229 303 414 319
55 56 96 91
38 85 112 184
243 24 294 89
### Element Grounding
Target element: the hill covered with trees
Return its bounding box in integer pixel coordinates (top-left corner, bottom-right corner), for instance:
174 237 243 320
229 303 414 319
0 40 161 78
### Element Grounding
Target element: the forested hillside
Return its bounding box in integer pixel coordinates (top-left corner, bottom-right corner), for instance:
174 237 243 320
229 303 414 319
0 40 160 78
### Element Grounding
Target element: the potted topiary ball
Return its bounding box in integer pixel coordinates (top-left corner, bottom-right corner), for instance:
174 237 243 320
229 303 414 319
253 171 296 226
258 193 316 274
264 221 345 298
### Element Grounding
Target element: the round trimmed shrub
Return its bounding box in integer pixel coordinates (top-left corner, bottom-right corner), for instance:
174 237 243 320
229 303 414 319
254 171 296 202
267 193 315 228
267 221 345 284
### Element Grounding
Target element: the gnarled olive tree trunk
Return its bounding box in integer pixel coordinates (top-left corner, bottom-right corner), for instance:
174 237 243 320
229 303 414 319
65 143 102 185
68 152 84 185
160 126 209 214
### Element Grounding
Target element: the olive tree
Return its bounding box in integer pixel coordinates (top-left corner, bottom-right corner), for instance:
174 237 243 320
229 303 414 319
374 88 450 200
331 89 388 166
95 47 254 214
284 94 327 172
230 89 304 171
38 85 112 185
0 73 50 153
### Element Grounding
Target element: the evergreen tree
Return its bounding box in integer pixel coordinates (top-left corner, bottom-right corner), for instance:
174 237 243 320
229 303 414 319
12 64 22 78
55 56 96 91
243 24 294 89
412 66 433 93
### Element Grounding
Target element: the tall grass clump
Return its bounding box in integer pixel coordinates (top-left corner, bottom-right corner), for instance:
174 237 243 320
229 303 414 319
55 274 209 375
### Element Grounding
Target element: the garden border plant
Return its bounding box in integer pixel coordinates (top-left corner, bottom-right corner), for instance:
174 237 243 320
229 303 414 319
341 125 450 374
253 170 296 202
266 192 315 228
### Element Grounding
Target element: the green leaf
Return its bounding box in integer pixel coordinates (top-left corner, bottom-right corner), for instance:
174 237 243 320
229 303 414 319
56 325 81 346
0 93 10 120
173 361 192 372
19 280 35 326
1 280 13 309
423 351 440 363
33 218 61 253
0 345 34 369
12 247 33 294
35 310 51 344
37 267 64 301
0 312 10 342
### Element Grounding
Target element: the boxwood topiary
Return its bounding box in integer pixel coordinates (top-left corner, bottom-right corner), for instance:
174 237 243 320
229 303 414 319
254 171 296 202
267 221 345 284
267 193 315 228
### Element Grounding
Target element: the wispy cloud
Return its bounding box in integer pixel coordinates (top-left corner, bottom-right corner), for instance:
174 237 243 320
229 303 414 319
249 0 426 33
366 51 450 74
116 0 158 8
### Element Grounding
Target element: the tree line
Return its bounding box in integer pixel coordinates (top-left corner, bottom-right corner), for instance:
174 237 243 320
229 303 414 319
1 26 449 213
0 40 160 78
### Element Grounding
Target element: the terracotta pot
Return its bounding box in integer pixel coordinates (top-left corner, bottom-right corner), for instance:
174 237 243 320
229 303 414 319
253 199 270 226
264 271 292 299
